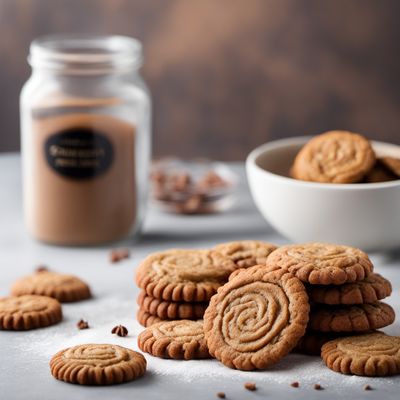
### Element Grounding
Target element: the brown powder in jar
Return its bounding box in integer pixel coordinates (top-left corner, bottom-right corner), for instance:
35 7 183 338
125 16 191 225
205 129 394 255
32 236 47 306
24 112 136 245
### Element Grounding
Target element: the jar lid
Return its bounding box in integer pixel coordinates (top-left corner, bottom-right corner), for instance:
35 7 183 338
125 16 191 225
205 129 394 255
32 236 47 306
29 34 143 74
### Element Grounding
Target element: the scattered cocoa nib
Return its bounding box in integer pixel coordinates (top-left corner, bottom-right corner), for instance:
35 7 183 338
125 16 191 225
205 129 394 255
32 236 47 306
364 384 373 391
111 325 128 337
313 384 323 390
77 319 89 330
244 382 257 391
290 381 299 388
109 248 130 263
35 265 49 273
216 392 226 399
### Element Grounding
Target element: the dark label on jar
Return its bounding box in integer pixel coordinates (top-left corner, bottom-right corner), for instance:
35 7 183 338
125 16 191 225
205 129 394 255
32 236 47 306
44 128 114 179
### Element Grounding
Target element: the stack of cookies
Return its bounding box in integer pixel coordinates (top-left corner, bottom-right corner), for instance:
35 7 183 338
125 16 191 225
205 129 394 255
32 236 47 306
135 241 277 327
136 241 399 377
266 243 395 355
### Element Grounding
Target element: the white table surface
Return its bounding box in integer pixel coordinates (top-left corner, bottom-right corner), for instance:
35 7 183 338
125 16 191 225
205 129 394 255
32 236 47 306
0 153 399 400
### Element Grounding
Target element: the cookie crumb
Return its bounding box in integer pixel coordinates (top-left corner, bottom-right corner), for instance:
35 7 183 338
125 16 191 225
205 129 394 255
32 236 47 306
244 382 257 391
364 384 373 391
314 384 323 390
290 381 299 388
111 324 128 337
35 265 49 273
109 248 130 263
77 319 89 330
216 392 226 399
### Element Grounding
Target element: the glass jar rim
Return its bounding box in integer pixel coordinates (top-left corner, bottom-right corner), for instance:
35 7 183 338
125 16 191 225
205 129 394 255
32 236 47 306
29 34 143 74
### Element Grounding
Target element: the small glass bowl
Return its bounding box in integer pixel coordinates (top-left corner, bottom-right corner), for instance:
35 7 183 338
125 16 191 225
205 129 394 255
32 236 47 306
150 158 238 214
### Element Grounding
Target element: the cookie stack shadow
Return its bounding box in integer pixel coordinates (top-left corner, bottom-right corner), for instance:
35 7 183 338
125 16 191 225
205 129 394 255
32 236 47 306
296 272 394 355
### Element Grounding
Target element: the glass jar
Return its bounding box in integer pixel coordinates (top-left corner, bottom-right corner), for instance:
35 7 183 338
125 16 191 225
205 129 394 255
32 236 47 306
20 34 151 245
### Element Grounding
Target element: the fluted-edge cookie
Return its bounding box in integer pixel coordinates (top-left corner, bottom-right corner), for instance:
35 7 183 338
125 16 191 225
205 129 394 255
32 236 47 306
136 308 165 327
204 265 309 370
50 344 146 385
266 242 373 285
309 301 395 333
135 249 236 302
321 332 400 376
0 295 62 330
137 291 207 320
11 271 91 302
292 131 376 183
307 273 392 305
138 320 210 360
214 240 277 269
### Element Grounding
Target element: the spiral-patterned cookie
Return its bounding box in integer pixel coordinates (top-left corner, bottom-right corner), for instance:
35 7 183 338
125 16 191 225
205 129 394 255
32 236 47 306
322 332 400 376
0 295 62 330
292 130 376 183
214 240 277 269
138 320 210 359
203 265 309 370
307 273 392 305
137 291 207 320
135 249 236 302
50 344 146 385
309 302 395 332
11 271 91 302
266 242 373 285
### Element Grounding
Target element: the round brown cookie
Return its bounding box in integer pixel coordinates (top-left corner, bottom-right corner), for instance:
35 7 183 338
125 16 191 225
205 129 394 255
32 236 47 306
138 319 210 360
321 332 400 376
309 301 395 333
50 344 146 385
0 295 62 330
292 130 376 183
136 308 166 327
307 273 392 305
137 291 207 320
203 265 309 370
364 159 397 183
11 271 91 302
380 156 400 177
135 249 236 302
266 242 373 285
213 240 277 269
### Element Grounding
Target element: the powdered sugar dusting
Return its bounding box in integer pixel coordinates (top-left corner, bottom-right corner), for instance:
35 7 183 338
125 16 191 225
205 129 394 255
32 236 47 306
14 292 399 391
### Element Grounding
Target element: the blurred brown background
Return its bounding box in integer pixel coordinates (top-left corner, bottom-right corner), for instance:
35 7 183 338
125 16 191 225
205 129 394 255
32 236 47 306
0 0 399 160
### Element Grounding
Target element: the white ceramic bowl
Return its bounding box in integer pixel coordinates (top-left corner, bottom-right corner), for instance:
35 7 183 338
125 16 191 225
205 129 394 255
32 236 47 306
246 136 400 251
